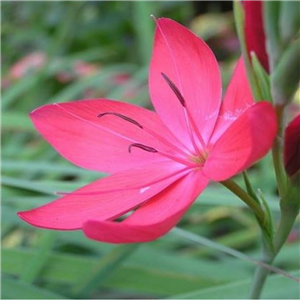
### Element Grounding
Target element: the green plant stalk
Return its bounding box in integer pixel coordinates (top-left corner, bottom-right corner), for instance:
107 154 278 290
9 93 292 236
274 186 300 253
250 56 298 299
250 105 286 298
263 1 282 70
271 40 300 105
20 231 57 283
250 241 275 299
242 171 260 203
224 176 298 299
250 189 299 299
249 120 296 298
30 2 83 107
222 179 274 251
72 244 139 298
132 1 155 65
271 104 287 198
221 180 266 227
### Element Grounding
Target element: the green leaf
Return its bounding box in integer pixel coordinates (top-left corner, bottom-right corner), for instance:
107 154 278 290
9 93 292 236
132 1 155 65
1 111 34 132
20 231 58 283
279 1 300 44
195 185 280 211
1 176 90 195
172 227 297 280
72 244 139 298
271 40 300 105
1 276 66 299
1 160 99 178
251 53 272 102
264 1 282 68
50 65 135 103
171 269 300 299
1 244 249 297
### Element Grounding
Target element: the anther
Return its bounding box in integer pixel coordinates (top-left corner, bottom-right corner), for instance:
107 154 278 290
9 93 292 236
98 112 143 129
128 143 158 153
161 73 186 107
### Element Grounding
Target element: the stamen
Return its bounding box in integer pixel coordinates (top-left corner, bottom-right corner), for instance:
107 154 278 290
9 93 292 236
98 110 192 158
161 73 186 107
129 143 197 167
98 112 143 129
128 143 158 153
161 72 207 154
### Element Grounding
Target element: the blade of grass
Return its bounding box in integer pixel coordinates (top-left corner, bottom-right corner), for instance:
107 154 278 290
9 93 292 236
171 269 300 299
1 76 39 110
1 247 222 296
72 244 139 298
132 1 155 65
172 227 299 282
2 160 99 178
1 111 34 132
1 176 91 195
20 231 58 283
195 186 280 211
50 64 135 103
1 276 66 299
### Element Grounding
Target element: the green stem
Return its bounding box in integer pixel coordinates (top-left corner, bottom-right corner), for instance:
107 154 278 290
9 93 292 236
250 197 299 298
221 179 296 299
272 105 287 198
20 231 57 283
132 1 155 65
250 244 274 299
221 179 266 225
242 171 260 202
31 2 83 107
274 189 300 253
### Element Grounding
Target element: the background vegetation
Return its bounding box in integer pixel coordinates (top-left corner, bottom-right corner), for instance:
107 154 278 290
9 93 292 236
1 1 299 299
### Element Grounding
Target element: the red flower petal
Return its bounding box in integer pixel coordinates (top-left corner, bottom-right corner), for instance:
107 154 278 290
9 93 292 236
30 99 182 174
149 18 222 147
244 1 269 72
284 114 300 177
203 102 276 181
18 161 188 230
83 171 209 243
209 57 254 144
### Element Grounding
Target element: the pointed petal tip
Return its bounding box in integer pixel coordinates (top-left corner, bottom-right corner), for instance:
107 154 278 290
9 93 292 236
17 210 38 227
150 16 221 145
17 210 25 219
29 103 52 121
29 106 40 119
17 209 81 231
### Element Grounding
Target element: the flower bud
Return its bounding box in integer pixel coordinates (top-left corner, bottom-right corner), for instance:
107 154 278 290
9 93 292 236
244 1 269 73
284 114 300 178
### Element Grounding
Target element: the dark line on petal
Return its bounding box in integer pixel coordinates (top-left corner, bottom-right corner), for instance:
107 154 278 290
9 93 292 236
128 143 158 153
98 112 143 129
161 72 186 107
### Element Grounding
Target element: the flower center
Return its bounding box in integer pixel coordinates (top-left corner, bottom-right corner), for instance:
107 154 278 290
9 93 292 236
189 149 209 166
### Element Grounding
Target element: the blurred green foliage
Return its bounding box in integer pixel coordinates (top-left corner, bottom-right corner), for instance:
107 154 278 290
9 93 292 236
1 1 299 299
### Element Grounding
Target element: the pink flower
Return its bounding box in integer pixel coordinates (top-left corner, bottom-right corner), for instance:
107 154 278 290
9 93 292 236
284 114 300 178
18 19 277 243
9 51 47 80
244 1 269 72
